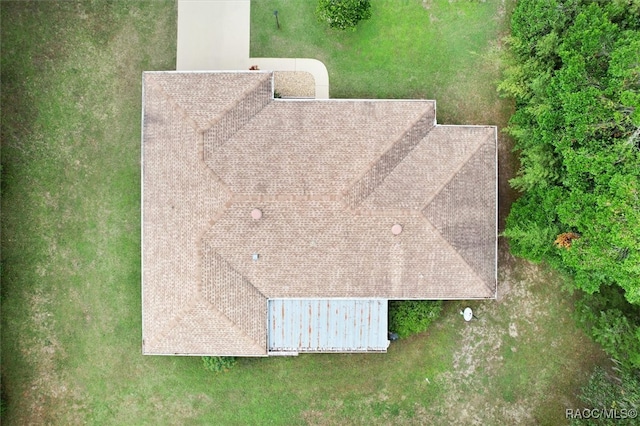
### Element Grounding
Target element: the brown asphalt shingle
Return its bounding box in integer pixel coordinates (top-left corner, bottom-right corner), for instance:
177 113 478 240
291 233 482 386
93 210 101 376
206 100 435 195
142 71 497 356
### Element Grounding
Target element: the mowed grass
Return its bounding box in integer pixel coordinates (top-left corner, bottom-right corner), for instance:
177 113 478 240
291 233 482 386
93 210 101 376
251 0 506 124
1 1 606 424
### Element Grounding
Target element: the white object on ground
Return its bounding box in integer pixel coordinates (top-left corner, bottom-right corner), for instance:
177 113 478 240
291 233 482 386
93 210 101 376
463 307 473 322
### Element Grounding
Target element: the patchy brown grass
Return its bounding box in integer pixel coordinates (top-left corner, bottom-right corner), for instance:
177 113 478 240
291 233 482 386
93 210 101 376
1 1 607 425
1 1 177 424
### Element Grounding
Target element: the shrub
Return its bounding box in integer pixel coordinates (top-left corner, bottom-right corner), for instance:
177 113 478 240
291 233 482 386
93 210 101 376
316 0 372 31
388 300 443 339
575 287 640 370
202 356 237 373
572 364 640 426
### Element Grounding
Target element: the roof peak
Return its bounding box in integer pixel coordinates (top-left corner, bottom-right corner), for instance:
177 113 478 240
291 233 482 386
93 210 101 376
142 72 497 356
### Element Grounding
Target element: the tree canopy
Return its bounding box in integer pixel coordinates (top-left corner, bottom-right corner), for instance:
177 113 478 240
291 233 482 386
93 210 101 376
501 0 640 370
501 0 640 303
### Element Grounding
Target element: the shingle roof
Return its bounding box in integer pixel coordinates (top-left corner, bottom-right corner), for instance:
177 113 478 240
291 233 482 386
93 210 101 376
142 71 497 356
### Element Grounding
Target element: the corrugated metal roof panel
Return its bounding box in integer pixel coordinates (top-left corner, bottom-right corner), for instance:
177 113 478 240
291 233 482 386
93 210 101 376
268 299 389 353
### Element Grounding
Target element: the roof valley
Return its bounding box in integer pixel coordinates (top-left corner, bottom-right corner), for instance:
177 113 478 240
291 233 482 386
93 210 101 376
203 75 273 161
418 130 493 212
343 109 435 210
142 72 497 356
201 243 267 349
145 78 201 131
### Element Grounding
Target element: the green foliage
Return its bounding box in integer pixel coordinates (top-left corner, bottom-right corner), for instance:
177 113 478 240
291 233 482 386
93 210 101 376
572 365 640 426
576 287 640 370
388 300 443 339
501 0 640 304
251 0 505 115
315 0 371 31
510 0 580 57
0 1 610 423
503 187 565 263
202 356 237 373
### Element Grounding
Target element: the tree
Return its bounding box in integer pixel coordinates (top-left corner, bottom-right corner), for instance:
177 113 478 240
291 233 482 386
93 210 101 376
573 365 640 426
316 0 371 31
501 0 640 377
576 286 640 369
501 0 640 305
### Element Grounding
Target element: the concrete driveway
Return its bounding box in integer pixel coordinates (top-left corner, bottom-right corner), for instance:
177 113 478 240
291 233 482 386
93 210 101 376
176 0 329 98
177 0 250 71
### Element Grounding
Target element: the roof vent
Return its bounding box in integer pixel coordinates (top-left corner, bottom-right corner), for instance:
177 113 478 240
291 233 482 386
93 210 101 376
391 224 403 235
251 208 263 220
252 253 259 261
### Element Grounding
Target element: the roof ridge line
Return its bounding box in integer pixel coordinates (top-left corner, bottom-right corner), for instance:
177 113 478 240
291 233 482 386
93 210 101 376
202 73 272 132
205 250 268 300
146 295 202 349
342 108 436 209
202 74 273 166
196 131 234 197
230 193 342 202
419 215 492 293
349 208 423 217
149 294 265 354
199 296 267 354
419 131 497 293
146 77 200 131
418 129 493 212
200 249 268 350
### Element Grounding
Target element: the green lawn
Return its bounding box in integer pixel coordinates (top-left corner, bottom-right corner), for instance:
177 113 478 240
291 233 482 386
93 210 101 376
1 1 607 424
251 0 505 124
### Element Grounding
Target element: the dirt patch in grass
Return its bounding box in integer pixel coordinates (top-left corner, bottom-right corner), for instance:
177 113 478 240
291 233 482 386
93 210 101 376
2 1 608 425
422 0 434 10
417 260 607 425
1 2 177 424
292 258 605 425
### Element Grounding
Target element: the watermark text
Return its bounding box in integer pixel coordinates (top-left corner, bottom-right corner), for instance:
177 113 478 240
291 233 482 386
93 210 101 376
566 408 637 420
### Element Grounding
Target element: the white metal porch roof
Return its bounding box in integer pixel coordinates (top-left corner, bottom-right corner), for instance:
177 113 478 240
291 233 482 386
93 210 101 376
268 299 389 354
